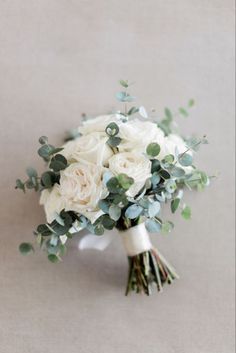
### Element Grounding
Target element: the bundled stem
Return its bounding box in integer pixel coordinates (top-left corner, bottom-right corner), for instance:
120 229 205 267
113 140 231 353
125 248 179 296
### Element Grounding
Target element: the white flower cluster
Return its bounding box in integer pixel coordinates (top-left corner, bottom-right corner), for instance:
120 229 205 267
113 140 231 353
40 114 191 223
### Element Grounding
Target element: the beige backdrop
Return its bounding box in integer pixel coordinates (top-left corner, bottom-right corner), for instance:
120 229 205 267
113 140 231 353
0 1 235 353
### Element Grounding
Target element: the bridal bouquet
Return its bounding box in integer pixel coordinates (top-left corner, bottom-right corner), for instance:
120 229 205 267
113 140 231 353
16 81 211 295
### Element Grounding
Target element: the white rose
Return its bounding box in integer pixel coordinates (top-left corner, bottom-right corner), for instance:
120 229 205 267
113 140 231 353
60 132 113 166
118 119 165 155
79 114 122 135
39 184 66 223
59 161 104 223
109 152 151 197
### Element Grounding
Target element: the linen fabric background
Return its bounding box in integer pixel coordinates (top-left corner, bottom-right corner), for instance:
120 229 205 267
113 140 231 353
0 1 235 353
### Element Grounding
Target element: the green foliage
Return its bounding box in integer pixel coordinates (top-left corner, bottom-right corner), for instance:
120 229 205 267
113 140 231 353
98 199 110 213
185 170 209 191
127 107 139 115
41 171 58 189
107 136 122 147
178 153 193 167
125 204 143 219
49 154 67 172
151 159 161 173
37 136 63 162
164 108 173 120
151 173 161 188
161 221 174 234
109 205 121 221
171 166 185 178
38 136 48 145
15 179 25 192
181 205 191 220
106 174 134 194
105 122 119 137
106 177 123 194
171 198 180 213
146 143 161 157
148 201 160 218
100 215 116 230
119 80 129 88
188 99 195 107
163 154 175 164
19 242 34 255
93 224 105 235
159 169 171 180
179 107 188 117
48 254 60 263
145 219 161 233
165 180 177 194
116 91 135 102
117 174 134 190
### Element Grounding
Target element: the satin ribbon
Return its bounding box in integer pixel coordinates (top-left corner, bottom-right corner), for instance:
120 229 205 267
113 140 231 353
67 222 152 256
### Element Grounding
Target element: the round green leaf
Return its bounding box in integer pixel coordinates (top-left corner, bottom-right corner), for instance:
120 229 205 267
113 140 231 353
48 254 60 263
145 219 161 233
148 201 161 218
101 215 116 230
146 143 161 157
178 153 193 167
107 136 122 147
181 205 191 220
105 122 119 137
38 136 48 145
109 205 121 221
117 173 134 190
125 204 143 219
19 242 34 255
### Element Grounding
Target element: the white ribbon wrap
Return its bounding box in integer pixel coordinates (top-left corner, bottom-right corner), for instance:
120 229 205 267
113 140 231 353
70 221 152 256
120 223 152 256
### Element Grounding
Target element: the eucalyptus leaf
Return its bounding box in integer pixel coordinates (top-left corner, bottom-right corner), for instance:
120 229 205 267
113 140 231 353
146 143 161 157
101 215 116 230
181 205 191 220
49 154 67 172
171 198 180 213
109 205 121 221
151 173 161 188
38 144 54 158
107 136 122 147
119 80 129 88
179 107 188 117
127 107 139 115
162 221 174 233
15 179 25 192
164 108 173 121
106 177 123 194
171 166 186 178
125 204 143 219
38 136 48 145
148 201 161 218
159 169 171 180
19 242 34 255
178 153 193 167
145 219 161 233
48 254 60 263
117 173 134 190
98 199 110 213
188 99 195 107
94 224 105 235
105 122 119 137
26 167 37 179
165 180 177 194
